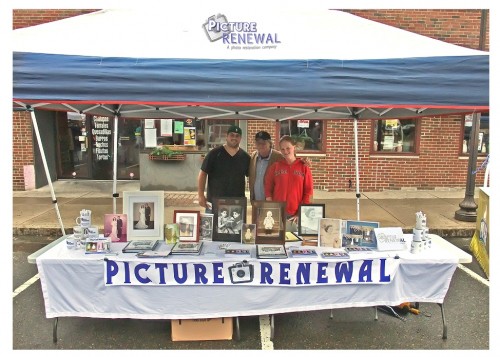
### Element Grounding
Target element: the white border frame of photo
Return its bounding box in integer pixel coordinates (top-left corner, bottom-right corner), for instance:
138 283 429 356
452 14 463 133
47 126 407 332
123 191 164 241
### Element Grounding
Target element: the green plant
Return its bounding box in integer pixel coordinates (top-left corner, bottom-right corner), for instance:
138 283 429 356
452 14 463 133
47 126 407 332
150 146 180 157
291 133 313 144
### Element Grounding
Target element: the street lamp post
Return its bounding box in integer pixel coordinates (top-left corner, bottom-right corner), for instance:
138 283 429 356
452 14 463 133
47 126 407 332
455 113 480 222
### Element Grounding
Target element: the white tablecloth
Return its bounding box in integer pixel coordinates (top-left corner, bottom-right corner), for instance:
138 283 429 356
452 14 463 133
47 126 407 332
36 235 462 319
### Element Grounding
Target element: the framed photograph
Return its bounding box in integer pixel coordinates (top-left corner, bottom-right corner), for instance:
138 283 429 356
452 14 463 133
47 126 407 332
199 213 214 241
319 218 343 248
343 220 380 248
173 210 200 242
298 204 325 236
123 191 164 241
252 201 286 245
104 213 128 242
213 197 247 242
164 223 180 244
241 223 256 245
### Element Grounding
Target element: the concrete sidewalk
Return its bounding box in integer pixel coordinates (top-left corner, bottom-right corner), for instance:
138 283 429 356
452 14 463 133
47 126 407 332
12 180 478 239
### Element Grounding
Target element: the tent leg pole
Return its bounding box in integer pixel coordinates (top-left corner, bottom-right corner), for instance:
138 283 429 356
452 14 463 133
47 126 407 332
353 117 361 220
29 109 66 236
112 114 119 214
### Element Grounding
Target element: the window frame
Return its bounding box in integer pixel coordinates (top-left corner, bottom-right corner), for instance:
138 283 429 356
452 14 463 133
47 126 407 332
370 118 420 155
277 119 325 153
460 114 489 157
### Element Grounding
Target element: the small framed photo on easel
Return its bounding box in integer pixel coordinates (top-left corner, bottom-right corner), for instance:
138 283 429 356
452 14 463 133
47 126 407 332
298 204 325 236
173 210 200 242
253 201 286 245
199 213 214 241
241 223 256 245
318 218 343 248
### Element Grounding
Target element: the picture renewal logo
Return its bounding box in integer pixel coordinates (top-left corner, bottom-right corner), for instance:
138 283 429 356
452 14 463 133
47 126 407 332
202 13 281 50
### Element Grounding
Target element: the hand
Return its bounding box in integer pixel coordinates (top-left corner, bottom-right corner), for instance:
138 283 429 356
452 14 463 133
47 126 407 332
198 194 208 209
288 215 298 224
303 157 312 168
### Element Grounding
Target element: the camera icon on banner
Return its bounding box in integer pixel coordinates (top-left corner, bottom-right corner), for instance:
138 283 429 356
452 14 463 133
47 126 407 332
203 14 229 42
228 260 254 284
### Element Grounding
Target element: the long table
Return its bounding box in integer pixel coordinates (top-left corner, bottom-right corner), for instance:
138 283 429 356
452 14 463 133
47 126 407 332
31 234 470 341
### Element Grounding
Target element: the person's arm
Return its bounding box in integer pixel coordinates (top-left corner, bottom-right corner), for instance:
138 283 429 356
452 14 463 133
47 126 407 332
264 162 276 201
302 166 314 204
197 170 209 209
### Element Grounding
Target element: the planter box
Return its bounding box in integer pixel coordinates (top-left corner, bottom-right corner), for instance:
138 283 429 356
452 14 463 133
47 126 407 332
165 145 198 152
148 154 186 161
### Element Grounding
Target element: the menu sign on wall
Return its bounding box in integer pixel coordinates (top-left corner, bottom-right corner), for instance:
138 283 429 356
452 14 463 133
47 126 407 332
92 116 112 161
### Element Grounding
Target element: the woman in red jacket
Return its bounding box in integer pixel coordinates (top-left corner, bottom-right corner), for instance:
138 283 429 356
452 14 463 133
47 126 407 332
264 135 314 231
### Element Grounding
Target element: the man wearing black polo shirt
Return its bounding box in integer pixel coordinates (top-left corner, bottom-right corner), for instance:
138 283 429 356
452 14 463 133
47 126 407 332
197 125 251 212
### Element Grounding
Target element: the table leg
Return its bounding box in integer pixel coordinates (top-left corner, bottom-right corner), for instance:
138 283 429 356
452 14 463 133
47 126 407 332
53 317 58 343
330 309 333 319
270 314 274 341
234 316 241 341
374 306 378 320
439 303 447 339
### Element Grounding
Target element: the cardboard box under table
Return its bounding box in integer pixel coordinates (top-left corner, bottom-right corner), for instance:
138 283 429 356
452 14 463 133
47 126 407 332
171 317 233 341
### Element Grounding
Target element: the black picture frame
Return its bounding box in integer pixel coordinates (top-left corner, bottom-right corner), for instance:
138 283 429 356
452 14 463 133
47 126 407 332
298 204 326 237
213 197 247 242
199 213 214 241
252 200 286 245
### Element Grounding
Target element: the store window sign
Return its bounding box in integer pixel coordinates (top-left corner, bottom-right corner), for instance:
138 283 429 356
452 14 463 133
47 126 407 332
92 116 111 161
174 121 184 134
203 13 281 49
297 120 310 128
465 114 473 127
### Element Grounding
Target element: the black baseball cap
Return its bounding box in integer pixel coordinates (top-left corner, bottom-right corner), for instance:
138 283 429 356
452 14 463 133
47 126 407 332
255 131 271 141
227 125 242 135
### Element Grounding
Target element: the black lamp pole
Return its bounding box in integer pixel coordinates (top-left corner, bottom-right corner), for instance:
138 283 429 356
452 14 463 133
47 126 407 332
455 113 480 221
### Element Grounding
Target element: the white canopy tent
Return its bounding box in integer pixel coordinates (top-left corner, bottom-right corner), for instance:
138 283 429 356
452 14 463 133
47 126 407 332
13 7 489 233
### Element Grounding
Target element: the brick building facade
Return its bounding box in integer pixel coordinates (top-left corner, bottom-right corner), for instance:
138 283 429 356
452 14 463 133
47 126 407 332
12 9 489 191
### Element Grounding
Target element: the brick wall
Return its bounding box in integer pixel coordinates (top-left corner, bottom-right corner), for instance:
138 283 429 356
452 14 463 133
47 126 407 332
344 10 489 51
13 9 98 29
246 115 485 192
12 112 34 190
12 9 489 191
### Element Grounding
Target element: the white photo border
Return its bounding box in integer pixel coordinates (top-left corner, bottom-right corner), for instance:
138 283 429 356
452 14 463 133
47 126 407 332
123 191 164 241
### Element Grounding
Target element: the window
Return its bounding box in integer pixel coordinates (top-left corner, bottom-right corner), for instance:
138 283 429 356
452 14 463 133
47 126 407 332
139 118 237 151
279 120 323 151
372 119 417 153
462 114 489 155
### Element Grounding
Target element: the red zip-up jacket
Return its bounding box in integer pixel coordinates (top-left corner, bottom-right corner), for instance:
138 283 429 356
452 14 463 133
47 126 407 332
264 158 313 216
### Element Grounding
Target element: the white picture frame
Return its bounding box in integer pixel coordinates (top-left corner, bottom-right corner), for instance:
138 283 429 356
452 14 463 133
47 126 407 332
123 191 164 241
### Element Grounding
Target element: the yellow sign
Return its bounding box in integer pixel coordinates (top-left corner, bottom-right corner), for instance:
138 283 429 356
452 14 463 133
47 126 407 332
470 187 489 277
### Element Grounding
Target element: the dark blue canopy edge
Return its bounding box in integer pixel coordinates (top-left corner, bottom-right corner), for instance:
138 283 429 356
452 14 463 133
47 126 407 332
13 53 489 108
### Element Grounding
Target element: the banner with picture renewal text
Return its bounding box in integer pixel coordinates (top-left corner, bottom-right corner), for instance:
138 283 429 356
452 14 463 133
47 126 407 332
104 257 399 287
